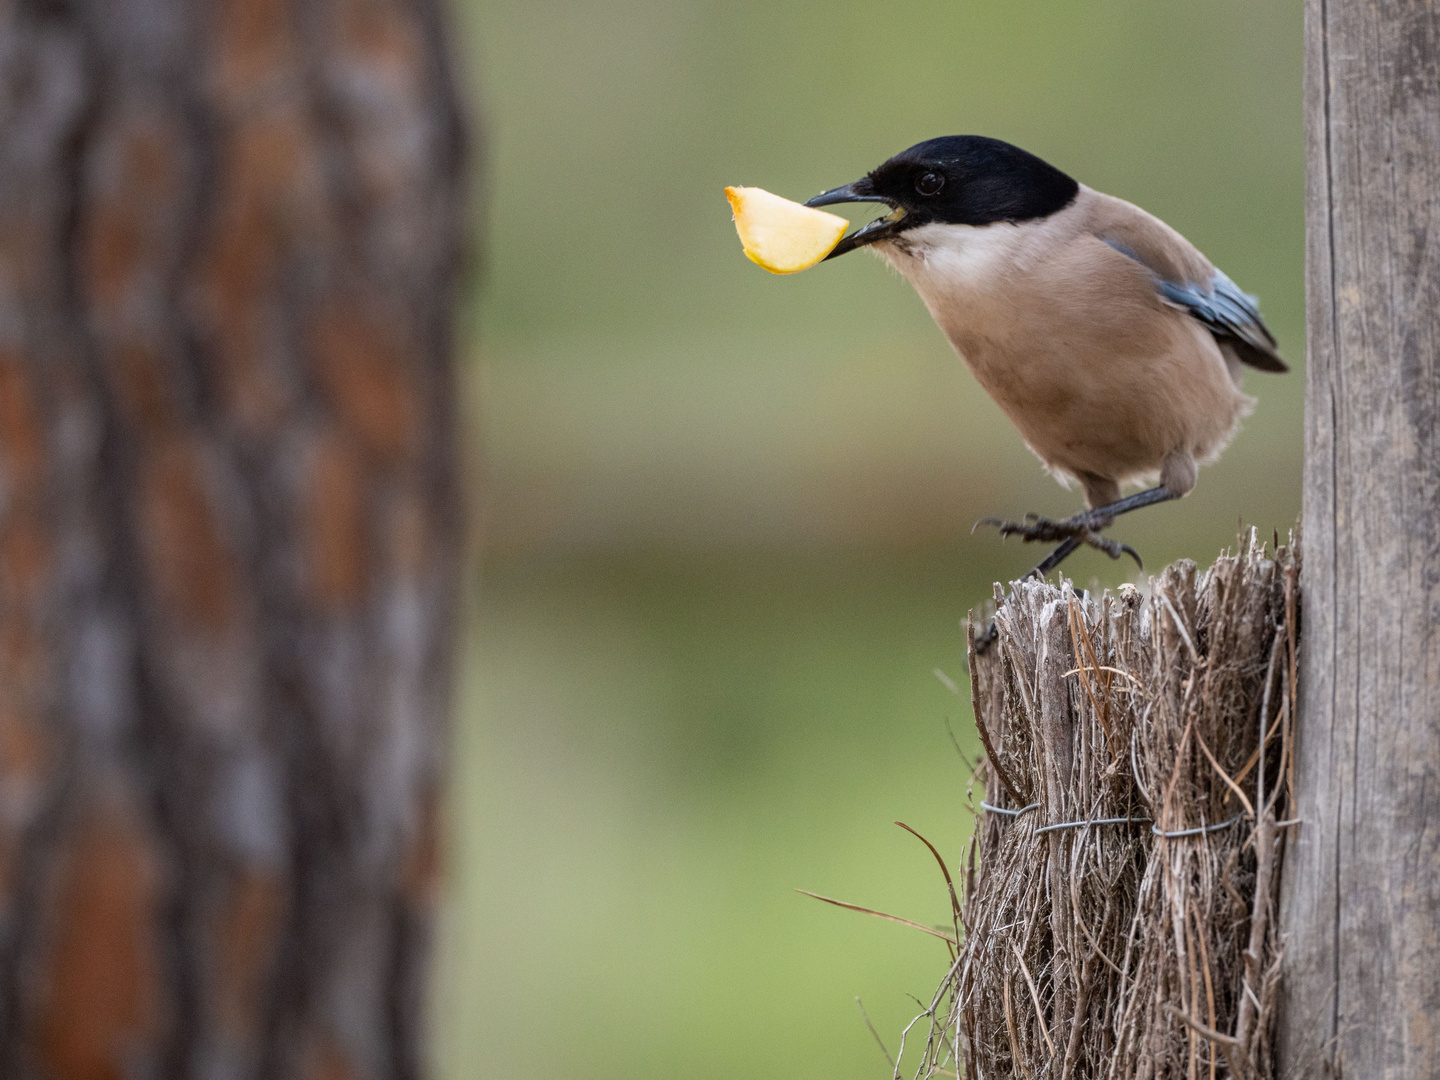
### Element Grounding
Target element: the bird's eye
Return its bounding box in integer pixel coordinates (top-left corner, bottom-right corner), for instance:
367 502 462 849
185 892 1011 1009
915 171 944 196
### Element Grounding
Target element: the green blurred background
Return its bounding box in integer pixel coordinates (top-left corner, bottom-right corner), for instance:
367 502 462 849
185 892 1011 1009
435 2 1304 1076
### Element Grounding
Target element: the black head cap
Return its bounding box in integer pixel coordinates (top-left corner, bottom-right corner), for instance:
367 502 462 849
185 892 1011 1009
806 136 1080 255
871 136 1078 226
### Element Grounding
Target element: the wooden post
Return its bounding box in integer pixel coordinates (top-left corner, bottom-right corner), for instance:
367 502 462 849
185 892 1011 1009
1279 3 1440 1074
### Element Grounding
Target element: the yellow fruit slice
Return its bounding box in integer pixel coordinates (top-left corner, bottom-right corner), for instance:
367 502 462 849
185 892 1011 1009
725 186 848 274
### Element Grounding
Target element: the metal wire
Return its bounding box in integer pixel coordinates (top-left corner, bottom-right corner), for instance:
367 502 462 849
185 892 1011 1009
979 801 1039 817
1035 815 1151 835
1150 813 1248 838
981 803 1250 838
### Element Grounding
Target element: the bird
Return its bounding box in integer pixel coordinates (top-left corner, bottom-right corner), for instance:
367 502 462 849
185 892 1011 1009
806 135 1286 593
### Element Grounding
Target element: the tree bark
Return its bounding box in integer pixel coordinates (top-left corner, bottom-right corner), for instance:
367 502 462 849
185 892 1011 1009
1279 2 1440 1075
0 1 467 1077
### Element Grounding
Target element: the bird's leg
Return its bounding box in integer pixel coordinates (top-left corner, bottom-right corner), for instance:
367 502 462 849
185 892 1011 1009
971 486 1184 655
973 537 1082 654
1025 536 1085 579
976 485 1182 568
975 539 1082 648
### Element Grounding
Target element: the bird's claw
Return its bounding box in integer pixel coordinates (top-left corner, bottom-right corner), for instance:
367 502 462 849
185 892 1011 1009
972 513 1046 535
974 620 999 655
1090 534 1144 568
978 512 1143 568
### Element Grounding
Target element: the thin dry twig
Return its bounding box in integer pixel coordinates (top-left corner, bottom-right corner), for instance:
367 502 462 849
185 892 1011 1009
968 620 1023 804
795 890 957 945
1068 597 1117 755
1194 726 1256 819
855 997 896 1068
895 821 962 928
1011 940 1055 1057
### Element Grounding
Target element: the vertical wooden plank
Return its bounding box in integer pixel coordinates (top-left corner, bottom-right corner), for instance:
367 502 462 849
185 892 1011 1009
1280 1 1440 1074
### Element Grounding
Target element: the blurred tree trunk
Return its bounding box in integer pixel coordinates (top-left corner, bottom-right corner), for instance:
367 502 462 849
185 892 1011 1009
0 1 467 1078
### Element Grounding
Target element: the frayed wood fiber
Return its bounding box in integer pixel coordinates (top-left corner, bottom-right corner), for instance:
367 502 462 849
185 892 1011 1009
910 534 1298 1080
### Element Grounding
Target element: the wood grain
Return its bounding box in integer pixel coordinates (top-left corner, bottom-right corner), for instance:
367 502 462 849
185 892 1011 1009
1279 2 1440 1074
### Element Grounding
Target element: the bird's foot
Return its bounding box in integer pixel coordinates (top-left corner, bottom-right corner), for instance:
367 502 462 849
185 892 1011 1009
974 511 1142 568
974 619 999 655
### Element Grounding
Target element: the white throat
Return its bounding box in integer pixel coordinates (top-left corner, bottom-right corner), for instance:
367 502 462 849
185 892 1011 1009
875 220 1031 287
870 220 1042 343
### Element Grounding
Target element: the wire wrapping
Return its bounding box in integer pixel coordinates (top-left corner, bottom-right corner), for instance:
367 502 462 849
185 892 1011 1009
980 803 1250 837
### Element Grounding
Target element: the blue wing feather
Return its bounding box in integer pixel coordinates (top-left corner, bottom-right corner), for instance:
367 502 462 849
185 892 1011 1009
1104 240 1288 373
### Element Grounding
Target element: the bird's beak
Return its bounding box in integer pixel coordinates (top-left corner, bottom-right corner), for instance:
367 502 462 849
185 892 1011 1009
805 178 904 260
